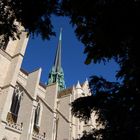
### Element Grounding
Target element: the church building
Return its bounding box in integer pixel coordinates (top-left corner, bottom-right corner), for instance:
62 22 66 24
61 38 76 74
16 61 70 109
0 26 94 140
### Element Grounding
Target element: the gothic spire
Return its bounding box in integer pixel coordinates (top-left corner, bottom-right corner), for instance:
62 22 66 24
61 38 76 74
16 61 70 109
47 28 66 91
54 28 62 72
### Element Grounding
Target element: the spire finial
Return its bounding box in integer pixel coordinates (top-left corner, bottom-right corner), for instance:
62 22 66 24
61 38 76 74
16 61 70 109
59 28 63 41
76 81 82 89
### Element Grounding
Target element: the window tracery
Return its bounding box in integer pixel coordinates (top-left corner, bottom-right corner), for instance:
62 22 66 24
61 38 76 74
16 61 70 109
10 85 23 116
7 84 23 123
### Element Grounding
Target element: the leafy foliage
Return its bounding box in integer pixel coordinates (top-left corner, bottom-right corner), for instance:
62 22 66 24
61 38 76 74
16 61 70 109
0 0 20 45
72 76 140 139
62 0 140 139
0 0 58 46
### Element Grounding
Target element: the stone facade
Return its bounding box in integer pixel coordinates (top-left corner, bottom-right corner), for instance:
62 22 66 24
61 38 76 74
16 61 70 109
0 31 94 140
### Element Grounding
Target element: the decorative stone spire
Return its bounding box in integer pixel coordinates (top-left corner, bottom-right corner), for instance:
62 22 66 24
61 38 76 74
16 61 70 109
75 81 83 96
48 28 66 91
76 81 82 89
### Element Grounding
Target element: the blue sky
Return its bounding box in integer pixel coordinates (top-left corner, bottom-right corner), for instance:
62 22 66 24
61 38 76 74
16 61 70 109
21 16 119 87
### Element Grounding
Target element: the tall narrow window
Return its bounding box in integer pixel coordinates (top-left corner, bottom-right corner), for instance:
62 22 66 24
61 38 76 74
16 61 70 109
7 85 23 123
34 103 40 127
34 102 43 133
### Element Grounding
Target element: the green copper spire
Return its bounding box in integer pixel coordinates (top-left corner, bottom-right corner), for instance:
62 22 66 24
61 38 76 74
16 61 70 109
48 28 66 91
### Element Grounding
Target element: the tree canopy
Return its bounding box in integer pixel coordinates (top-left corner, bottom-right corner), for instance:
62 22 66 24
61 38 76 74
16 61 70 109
63 0 140 139
1 0 140 139
0 0 58 45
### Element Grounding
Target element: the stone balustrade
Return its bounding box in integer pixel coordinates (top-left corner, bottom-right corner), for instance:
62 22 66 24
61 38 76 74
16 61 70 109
32 132 46 140
6 122 23 133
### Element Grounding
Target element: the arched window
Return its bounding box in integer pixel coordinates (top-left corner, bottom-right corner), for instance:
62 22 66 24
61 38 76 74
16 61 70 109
10 85 23 116
34 103 41 127
34 102 43 133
